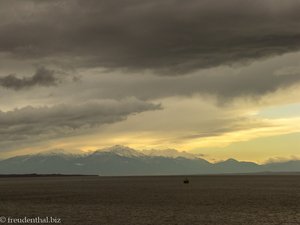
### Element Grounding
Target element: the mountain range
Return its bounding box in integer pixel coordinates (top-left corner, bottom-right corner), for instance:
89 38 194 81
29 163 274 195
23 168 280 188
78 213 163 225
0 145 299 176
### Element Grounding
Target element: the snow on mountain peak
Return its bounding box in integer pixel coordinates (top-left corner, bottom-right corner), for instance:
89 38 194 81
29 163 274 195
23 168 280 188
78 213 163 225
34 149 83 159
92 145 145 158
142 148 198 159
23 146 200 160
90 145 201 159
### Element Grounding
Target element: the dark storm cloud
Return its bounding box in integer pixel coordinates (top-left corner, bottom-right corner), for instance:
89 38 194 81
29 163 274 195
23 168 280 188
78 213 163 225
0 67 59 90
0 98 160 145
1 0 300 73
78 63 300 101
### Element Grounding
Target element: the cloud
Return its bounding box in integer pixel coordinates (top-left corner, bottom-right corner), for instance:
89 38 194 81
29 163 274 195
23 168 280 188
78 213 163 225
0 98 161 150
69 53 300 102
1 0 300 74
0 67 59 90
264 155 300 164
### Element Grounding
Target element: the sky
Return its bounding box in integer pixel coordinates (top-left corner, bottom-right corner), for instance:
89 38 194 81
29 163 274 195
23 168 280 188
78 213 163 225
0 0 299 163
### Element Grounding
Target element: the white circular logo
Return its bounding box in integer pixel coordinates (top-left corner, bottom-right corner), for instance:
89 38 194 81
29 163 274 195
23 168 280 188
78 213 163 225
0 216 6 223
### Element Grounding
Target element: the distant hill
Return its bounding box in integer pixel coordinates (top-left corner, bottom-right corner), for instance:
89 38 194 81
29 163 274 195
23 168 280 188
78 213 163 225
1 145 300 176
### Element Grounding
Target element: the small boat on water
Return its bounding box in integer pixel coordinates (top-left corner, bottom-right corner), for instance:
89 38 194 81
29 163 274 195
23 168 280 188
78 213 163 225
183 177 189 184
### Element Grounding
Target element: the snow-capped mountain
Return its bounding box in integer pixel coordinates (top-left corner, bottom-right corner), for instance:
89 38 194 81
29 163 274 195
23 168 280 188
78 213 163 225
1 146 300 175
